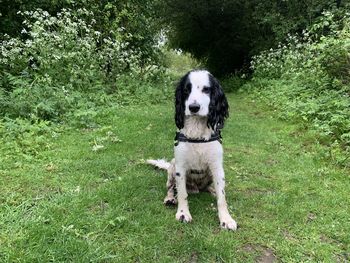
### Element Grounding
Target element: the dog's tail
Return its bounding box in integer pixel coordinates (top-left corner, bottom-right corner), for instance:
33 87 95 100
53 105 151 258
146 159 171 170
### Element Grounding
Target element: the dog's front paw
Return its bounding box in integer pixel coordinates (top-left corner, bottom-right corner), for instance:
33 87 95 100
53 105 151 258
220 215 237 231
176 209 192 223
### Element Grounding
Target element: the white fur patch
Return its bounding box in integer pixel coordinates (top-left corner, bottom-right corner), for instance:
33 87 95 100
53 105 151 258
185 70 211 117
146 159 171 170
188 70 210 88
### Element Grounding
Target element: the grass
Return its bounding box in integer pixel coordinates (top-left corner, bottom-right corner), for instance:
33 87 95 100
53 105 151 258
0 93 349 262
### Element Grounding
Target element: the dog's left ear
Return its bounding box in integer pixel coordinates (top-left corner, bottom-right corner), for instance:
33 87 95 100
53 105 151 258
207 75 229 130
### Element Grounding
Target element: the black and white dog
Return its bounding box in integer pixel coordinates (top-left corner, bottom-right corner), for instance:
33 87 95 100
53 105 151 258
148 70 237 230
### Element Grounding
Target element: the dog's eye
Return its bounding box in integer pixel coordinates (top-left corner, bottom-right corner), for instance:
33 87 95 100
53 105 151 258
202 87 210 94
184 83 192 95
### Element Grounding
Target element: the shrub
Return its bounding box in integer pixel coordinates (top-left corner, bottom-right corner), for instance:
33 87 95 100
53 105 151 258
0 8 171 161
244 11 350 164
0 9 166 121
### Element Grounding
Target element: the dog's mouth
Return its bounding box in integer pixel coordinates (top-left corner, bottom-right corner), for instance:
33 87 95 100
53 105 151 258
187 112 208 119
186 112 201 117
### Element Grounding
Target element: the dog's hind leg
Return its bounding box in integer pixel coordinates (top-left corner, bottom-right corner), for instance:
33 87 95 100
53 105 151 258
206 183 217 197
186 183 199 194
164 160 177 206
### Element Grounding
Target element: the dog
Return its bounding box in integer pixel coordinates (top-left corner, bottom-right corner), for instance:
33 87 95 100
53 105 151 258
147 70 237 230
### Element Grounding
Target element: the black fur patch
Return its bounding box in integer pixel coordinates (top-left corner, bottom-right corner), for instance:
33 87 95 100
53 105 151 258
175 72 191 129
207 74 229 130
165 199 176 206
190 169 205 174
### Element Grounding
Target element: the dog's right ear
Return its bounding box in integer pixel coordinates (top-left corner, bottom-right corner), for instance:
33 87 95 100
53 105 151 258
175 73 189 129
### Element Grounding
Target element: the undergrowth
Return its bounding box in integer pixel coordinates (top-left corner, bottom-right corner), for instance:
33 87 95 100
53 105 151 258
0 9 174 163
241 11 350 167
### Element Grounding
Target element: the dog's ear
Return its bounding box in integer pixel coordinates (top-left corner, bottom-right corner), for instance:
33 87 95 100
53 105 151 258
174 73 189 129
207 75 229 130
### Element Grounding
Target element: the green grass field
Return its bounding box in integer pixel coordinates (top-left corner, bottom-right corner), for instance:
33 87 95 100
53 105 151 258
1 93 349 262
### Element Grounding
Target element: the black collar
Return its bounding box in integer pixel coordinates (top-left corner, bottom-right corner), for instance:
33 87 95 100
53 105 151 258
174 131 222 146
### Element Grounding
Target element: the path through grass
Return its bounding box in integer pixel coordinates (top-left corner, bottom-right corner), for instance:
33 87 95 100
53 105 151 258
1 93 349 262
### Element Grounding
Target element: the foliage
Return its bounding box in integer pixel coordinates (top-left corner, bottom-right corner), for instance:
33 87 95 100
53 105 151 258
157 0 347 76
73 0 162 69
221 75 248 93
0 117 58 168
0 0 161 66
0 8 172 159
0 9 167 121
244 11 350 164
158 0 254 76
0 0 161 71
0 0 66 38
163 49 203 78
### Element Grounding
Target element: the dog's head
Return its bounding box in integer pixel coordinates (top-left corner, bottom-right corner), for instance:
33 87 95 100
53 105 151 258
175 70 229 130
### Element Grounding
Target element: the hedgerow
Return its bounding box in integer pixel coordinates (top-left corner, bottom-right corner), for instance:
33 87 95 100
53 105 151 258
0 9 171 160
243 11 350 165
0 9 170 119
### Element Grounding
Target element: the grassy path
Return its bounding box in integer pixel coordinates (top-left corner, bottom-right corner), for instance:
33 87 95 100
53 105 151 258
1 93 349 262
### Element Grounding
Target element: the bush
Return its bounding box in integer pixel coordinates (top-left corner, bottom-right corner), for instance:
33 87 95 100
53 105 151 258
244 11 350 164
0 9 167 122
0 8 172 161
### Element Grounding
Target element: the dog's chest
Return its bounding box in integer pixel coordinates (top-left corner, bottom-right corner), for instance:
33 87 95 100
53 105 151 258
178 142 220 169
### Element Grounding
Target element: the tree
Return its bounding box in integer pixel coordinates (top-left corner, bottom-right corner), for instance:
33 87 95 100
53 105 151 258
158 0 344 76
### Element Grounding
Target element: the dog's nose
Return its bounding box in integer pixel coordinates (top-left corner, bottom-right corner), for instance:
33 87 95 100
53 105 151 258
189 103 200 113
